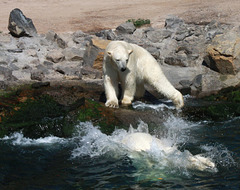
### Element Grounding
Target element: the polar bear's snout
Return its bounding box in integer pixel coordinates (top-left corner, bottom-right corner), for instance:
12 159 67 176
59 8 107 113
117 61 127 72
121 67 126 72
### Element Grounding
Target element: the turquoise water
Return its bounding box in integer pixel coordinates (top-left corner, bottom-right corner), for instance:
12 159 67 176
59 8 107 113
0 99 239 189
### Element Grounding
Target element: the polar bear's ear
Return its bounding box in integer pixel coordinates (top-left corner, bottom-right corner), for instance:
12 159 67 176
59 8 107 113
107 51 113 57
128 49 133 55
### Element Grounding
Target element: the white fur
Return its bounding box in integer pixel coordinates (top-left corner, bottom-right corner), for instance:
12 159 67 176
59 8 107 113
121 132 216 172
103 41 184 109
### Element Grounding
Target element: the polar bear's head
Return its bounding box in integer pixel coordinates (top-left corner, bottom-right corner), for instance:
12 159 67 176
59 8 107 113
107 42 133 72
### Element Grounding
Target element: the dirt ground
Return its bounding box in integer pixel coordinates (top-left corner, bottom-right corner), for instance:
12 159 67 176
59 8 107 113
1 0 240 34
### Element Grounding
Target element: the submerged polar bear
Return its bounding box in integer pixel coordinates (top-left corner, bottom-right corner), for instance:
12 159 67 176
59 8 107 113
121 132 216 172
103 41 184 109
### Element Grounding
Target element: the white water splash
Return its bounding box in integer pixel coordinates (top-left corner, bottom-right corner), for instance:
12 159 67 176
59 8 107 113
1 132 66 146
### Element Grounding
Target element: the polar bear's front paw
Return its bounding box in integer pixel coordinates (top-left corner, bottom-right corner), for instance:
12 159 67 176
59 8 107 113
105 100 119 108
121 96 132 105
173 93 184 109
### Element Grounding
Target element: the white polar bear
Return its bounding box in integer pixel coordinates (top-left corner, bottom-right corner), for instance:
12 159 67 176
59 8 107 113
121 132 216 172
103 41 184 109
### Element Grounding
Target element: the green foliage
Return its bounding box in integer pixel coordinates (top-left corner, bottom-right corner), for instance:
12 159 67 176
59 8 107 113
127 18 150 27
204 87 240 102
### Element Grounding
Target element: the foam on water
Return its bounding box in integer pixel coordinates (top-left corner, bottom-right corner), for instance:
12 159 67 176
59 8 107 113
1 132 66 146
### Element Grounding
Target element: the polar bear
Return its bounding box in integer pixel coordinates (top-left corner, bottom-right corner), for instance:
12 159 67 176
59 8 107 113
121 132 216 172
103 41 184 109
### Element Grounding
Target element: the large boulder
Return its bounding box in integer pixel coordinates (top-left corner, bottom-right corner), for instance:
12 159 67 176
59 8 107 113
116 22 136 34
8 8 37 37
206 29 240 75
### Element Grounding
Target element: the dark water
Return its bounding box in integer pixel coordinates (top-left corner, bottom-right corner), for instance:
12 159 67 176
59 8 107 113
0 100 239 190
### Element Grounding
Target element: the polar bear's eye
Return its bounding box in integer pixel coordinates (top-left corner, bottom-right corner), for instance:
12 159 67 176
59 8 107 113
116 59 120 62
126 59 129 63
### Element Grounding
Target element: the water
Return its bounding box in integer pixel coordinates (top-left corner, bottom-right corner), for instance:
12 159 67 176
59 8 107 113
0 99 240 189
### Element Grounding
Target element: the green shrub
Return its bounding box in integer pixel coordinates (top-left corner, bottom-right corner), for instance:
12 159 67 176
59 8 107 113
127 18 150 27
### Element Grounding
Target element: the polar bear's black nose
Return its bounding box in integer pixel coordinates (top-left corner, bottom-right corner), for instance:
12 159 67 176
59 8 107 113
121 68 126 72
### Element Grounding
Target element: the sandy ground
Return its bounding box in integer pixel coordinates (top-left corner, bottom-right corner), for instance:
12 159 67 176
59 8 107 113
1 0 240 34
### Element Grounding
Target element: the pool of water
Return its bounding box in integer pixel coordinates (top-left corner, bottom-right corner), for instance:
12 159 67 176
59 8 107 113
0 99 239 189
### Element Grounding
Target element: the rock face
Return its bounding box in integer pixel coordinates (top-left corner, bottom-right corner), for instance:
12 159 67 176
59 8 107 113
8 8 37 37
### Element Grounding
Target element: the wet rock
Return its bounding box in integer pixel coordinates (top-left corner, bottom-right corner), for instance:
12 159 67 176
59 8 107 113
8 8 37 37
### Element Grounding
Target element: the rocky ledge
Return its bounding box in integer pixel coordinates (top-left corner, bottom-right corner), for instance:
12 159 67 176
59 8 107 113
1 12 240 99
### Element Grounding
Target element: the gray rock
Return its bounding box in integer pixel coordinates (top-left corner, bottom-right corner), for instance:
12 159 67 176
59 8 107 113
73 30 87 44
8 8 37 37
83 43 99 67
145 46 160 59
45 30 56 42
81 66 102 79
43 60 54 68
165 15 184 30
147 29 172 43
0 66 15 81
62 47 84 61
54 62 82 78
46 50 65 63
116 22 136 34
55 34 67 49
31 69 44 81
179 80 192 88
12 70 31 81
96 29 116 40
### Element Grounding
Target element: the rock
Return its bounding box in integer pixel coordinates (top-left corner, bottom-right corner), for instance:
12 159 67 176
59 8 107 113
165 15 184 30
190 72 240 97
43 61 54 68
83 42 99 67
81 66 102 79
72 30 87 44
8 8 37 37
46 50 65 63
116 22 136 34
0 66 16 81
96 29 116 40
45 30 67 48
12 70 31 81
145 46 160 59
31 69 44 81
55 34 67 49
147 29 172 43
206 30 240 75
62 47 84 61
31 81 50 89
54 61 82 78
